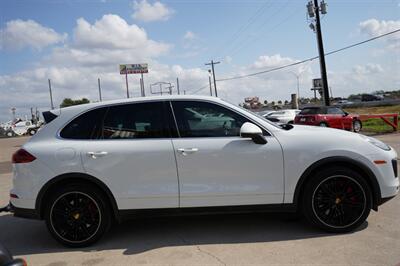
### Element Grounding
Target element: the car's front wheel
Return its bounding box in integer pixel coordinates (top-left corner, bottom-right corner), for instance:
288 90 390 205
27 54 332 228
302 167 372 233
45 184 112 247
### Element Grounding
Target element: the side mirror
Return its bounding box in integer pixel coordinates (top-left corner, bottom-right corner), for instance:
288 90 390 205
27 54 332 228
240 122 267 144
343 112 349 117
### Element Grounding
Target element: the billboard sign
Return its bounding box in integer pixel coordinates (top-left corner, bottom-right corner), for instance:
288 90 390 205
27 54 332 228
120 64 148 74
312 78 322 89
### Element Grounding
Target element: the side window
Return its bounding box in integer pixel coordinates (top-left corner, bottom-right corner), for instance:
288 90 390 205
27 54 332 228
172 101 250 137
60 108 107 139
327 107 344 115
102 102 170 139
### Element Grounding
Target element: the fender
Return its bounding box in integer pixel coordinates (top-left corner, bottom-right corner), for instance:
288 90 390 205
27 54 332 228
292 156 381 210
35 172 120 220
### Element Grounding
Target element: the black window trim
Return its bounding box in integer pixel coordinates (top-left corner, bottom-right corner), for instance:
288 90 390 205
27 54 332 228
57 100 174 141
168 99 272 138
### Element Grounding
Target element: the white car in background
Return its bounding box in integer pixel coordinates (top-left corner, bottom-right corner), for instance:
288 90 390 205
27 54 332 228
12 120 42 136
264 109 300 124
6 95 398 247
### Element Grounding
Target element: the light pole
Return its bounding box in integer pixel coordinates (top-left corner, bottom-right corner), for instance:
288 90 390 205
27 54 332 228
48 79 54 109
289 71 301 107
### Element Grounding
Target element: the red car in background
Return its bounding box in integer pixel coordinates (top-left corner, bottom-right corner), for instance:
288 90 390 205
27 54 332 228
294 106 362 132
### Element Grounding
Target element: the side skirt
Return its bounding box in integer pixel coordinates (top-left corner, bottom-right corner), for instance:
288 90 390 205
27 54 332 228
118 204 297 222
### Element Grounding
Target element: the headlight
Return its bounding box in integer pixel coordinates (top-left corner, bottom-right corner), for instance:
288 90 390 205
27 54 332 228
360 135 391 151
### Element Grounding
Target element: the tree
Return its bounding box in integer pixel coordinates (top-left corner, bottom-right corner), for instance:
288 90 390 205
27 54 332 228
263 100 268 105
271 101 275 106
60 98 90 108
284 100 289 105
277 100 282 105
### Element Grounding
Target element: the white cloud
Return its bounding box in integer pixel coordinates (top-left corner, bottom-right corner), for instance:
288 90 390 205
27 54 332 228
352 63 384 75
359 19 400 50
252 54 297 69
0 19 67 51
180 30 205 58
183 31 197 41
45 14 171 68
132 0 174 22
73 14 170 52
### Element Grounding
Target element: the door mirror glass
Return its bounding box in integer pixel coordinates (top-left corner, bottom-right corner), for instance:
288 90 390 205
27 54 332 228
240 122 267 144
343 111 349 116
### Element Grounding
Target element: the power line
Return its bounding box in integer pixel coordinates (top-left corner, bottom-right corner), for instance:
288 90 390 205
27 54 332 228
216 29 400 82
191 84 209 94
225 0 293 59
228 4 301 59
211 1 273 60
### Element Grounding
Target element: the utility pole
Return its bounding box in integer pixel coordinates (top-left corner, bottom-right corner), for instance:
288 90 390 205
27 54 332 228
98 78 102 101
308 0 330 106
176 77 180 95
205 60 220 97
141 73 145 97
48 79 54 109
208 70 213 96
125 70 130 98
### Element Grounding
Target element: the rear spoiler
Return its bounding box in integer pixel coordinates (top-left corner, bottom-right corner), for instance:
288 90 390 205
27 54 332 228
42 109 61 124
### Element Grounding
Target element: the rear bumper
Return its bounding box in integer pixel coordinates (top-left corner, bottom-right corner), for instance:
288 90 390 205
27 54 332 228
1 202 40 220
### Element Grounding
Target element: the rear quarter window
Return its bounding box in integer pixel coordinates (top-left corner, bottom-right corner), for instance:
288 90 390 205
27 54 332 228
60 108 107 139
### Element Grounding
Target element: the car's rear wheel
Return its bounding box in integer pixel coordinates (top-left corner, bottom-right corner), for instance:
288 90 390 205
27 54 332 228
353 120 362 133
302 167 372 233
45 184 111 247
319 122 328 127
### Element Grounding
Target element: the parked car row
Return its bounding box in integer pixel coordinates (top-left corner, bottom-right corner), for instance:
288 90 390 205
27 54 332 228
0 119 43 137
261 106 362 132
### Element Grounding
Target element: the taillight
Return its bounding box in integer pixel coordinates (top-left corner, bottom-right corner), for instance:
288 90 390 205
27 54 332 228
12 149 36 164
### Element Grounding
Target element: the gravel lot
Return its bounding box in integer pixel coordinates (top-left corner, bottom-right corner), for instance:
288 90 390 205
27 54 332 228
0 135 399 265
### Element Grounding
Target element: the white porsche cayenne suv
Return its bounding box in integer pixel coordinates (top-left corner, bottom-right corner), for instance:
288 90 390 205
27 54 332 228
9 96 398 247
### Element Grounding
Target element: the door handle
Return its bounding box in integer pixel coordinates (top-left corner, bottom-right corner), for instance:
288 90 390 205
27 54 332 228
177 148 199 155
87 151 108 159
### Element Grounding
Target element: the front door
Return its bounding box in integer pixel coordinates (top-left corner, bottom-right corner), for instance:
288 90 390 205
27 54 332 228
170 100 284 208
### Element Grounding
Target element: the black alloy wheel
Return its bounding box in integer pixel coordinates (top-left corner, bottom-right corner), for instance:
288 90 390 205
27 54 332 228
303 168 372 233
45 184 111 247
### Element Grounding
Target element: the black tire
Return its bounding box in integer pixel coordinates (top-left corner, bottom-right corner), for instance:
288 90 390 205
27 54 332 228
5 130 14 137
288 121 294 124
352 120 362 133
302 167 372 233
44 183 112 247
319 122 328 127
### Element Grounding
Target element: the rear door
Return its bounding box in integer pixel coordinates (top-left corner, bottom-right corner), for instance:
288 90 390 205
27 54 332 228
170 100 284 207
78 101 179 210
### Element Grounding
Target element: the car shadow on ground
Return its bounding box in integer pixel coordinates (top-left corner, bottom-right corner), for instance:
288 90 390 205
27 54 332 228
0 212 367 256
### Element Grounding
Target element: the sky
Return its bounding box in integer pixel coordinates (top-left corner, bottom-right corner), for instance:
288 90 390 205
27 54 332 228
0 0 399 122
